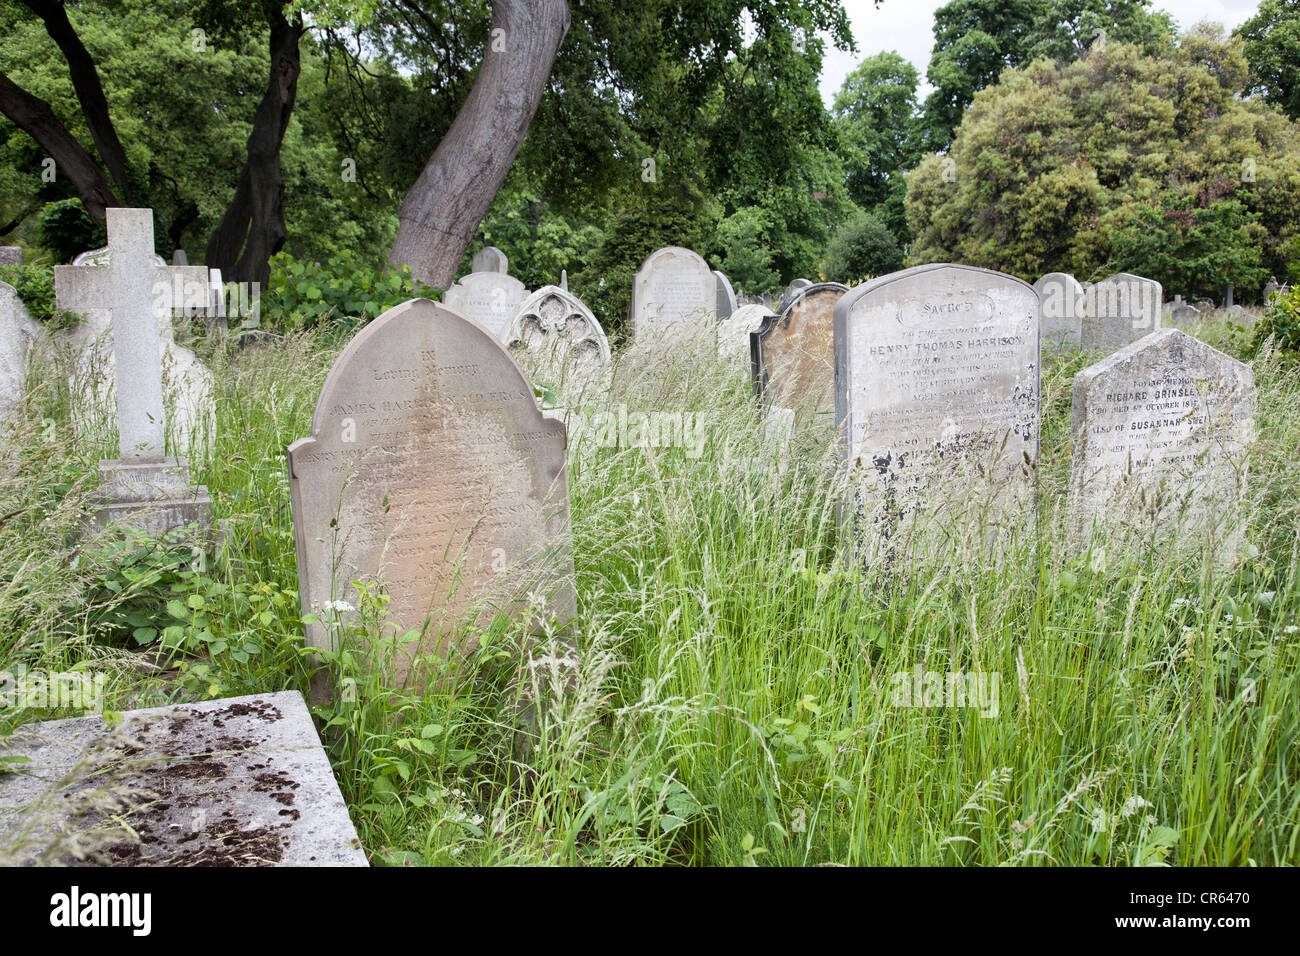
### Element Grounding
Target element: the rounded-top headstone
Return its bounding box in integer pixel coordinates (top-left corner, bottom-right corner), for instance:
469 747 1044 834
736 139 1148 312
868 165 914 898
472 245 509 274
1033 272 1084 352
631 246 717 343
505 284 611 397
752 281 848 414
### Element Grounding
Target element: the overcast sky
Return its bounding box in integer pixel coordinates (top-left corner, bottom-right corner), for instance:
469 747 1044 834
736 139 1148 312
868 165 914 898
818 0 1266 104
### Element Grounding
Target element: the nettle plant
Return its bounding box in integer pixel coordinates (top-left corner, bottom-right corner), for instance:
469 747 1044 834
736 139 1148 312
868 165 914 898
263 252 438 333
0 260 79 328
79 529 301 700
1255 284 1300 358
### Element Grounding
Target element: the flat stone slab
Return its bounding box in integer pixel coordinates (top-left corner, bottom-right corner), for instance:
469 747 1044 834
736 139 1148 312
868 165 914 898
0 691 367 866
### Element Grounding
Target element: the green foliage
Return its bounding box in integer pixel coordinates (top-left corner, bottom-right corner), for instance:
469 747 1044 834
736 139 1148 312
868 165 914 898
0 259 75 327
714 206 781 295
917 0 1176 151
1255 284 1300 358
36 200 102 265
822 212 903 284
262 252 437 334
472 191 605 292
572 180 721 340
832 51 922 242
1107 190 1267 300
905 30 1300 291
1237 0 1300 121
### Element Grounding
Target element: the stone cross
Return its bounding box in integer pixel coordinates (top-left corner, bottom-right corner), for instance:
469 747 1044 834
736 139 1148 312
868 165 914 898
59 209 167 457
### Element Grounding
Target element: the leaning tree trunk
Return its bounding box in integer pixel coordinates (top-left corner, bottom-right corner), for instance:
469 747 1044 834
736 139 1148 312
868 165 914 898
387 0 570 288
23 0 133 202
205 6 303 286
0 72 119 222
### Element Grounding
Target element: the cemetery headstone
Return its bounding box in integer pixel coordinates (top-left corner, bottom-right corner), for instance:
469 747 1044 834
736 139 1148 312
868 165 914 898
0 246 22 266
171 249 188 266
505 284 611 399
714 270 737 321
751 281 847 418
777 278 813 314
288 298 576 698
55 227 214 459
1264 276 1279 300
719 303 771 364
834 264 1039 568
53 209 211 534
630 246 717 345
1033 272 1083 352
1069 328 1254 566
0 280 42 422
1080 273 1162 352
472 245 509 274
442 250 528 341
0 691 367 866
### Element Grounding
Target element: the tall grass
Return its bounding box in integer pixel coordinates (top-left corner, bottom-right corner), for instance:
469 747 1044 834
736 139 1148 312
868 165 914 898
1 312 1296 865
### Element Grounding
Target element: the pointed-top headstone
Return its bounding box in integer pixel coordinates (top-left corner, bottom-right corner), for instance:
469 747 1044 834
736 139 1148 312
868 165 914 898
288 298 576 697
171 249 188 266
1069 328 1254 567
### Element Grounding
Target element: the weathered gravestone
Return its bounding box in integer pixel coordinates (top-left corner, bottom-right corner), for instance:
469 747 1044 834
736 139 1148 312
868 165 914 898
0 280 42 423
714 270 737 321
719 303 771 364
834 264 1039 568
0 691 367 866
288 298 576 698
53 210 212 534
1069 328 1254 566
55 225 215 459
442 248 528 341
1164 295 1203 329
1080 272 1161 353
1033 272 1083 352
777 278 813 314
472 245 509 274
505 284 611 399
751 282 847 419
0 246 22 266
630 246 717 345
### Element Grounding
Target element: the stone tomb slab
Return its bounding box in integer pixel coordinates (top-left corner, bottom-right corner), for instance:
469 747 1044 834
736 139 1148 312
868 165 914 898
1069 328 1254 566
288 298 576 696
0 691 366 866
751 281 847 416
834 264 1040 567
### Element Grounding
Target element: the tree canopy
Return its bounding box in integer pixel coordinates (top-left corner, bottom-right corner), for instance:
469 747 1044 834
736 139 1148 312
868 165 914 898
905 25 1300 298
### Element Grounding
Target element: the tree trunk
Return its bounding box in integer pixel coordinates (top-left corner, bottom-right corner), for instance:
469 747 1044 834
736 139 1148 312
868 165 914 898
205 5 304 286
0 72 119 222
388 0 570 288
23 0 133 201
